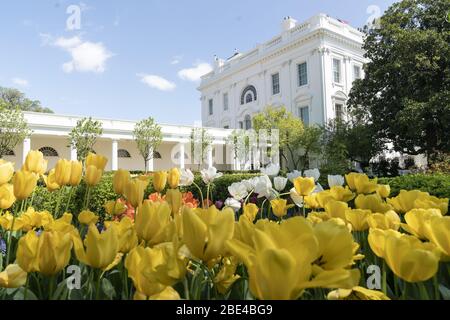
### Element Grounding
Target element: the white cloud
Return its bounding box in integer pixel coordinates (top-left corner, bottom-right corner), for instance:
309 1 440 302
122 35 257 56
178 62 212 82
170 55 183 65
138 74 176 91
54 36 113 73
12 78 29 87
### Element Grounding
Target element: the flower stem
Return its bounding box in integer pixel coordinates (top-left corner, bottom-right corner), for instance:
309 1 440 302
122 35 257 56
192 182 204 209
95 270 102 300
65 187 74 213
183 277 190 300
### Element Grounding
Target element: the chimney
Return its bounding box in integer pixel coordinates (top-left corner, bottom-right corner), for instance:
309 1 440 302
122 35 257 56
282 16 297 32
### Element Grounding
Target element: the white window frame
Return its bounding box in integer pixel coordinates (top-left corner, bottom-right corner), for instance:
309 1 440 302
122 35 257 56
271 72 280 95
353 64 361 81
223 93 229 111
297 62 308 87
298 105 309 126
208 99 213 116
332 58 342 84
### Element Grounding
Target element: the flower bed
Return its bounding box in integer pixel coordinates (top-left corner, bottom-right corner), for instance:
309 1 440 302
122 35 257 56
0 151 449 300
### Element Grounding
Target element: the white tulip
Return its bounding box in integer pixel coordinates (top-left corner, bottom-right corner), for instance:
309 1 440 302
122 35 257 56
287 170 302 182
228 182 248 201
200 167 223 184
303 168 320 182
254 175 275 199
224 197 241 211
260 163 280 177
273 176 288 192
328 175 345 187
289 188 304 208
179 169 195 186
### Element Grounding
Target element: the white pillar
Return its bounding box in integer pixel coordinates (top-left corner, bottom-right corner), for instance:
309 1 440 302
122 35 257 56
179 143 185 169
22 138 31 164
207 145 213 168
70 145 78 161
111 140 118 171
147 147 154 172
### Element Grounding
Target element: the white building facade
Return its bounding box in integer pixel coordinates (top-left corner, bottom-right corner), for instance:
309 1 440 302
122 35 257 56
4 112 235 172
199 14 367 129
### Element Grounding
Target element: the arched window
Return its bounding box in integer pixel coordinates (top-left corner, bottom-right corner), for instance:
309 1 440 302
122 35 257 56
240 85 257 105
244 115 252 130
4 149 15 156
39 147 58 157
174 152 189 160
118 149 131 158
153 151 162 159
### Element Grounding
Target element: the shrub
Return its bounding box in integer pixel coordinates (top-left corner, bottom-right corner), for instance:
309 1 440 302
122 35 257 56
378 174 450 199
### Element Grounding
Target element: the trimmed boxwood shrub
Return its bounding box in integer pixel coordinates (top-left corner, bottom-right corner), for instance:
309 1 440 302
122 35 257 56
378 174 450 199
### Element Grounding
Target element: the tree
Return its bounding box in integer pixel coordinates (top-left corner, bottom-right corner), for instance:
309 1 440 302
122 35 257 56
133 117 162 172
68 117 103 162
0 107 32 158
0 87 53 113
190 128 212 170
296 125 324 170
348 0 450 164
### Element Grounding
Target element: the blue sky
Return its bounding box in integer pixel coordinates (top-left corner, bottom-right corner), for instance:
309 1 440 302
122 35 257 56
0 0 397 125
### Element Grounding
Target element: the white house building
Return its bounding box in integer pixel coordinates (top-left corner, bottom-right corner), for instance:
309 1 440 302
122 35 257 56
3 112 235 172
198 14 367 129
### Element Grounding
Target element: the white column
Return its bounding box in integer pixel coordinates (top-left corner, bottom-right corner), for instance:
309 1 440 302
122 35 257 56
22 138 31 164
70 145 78 161
179 143 185 169
111 140 118 171
207 145 213 168
147 147 154 172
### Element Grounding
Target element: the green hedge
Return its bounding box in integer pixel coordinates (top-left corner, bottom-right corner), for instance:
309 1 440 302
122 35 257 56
378 174 450 199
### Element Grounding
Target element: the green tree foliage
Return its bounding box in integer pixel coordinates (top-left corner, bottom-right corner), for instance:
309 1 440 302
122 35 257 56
133 117 162 172
348 0 450 164
68 117 103 162
0 87 53 113
0 107 32 157
190 128 212 170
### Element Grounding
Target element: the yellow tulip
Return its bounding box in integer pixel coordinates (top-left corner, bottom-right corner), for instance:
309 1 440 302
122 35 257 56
328 286 390 300
214 257 240 294
414 195 448 215
0 159 15 185
78 210 99 225
85 165 103 187
124 178 147 208
387 190 448 214
368 228 402 258
85 152 108 171
54 159 72 186
20 207 54 232
401 208 442 240
166 189 183 215
113 169 130 195
105 217 138 253
383 233 440 283
104 200 127 216
345 209 371 231
427 216 450 259
367 211 401 230
167 168 180 189
153 171 168 193
345 173 378 194
293 177 316 196
325 200 348 220
242 203 259 222
0 264 27 288
345 172 359 191
43 169 60 192
377 185 391 198
0 183 16 209
270 198 294 218
135 201 172 245
315 190 335 208
307 211 331 224
355 194 392 213
69 161 83 186
23 150 48 175
330 186 355 202
16 230 72 276
72 224 119 269
183 206 234 262
0 212 24 231
304 193 320 210
12 170 37 200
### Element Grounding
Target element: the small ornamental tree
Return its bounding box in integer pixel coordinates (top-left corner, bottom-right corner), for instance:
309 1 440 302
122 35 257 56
68 117 103 162
133 117 162 172
190 128 212 170
0 107 32 158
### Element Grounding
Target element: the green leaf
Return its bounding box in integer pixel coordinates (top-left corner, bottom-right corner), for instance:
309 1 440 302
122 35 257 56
13 288 38 300
101 278 116 300
439 285 450 300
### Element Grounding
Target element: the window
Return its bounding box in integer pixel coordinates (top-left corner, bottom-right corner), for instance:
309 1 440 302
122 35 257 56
153 151 162 159
335 104 344 121
298 106 309 125
39 147 58 157
239 121 244 129
244 115 252 130
333 58 341 83
271 73 280 95
208 99 213 115
223 93 229 111
240 85 257 105
118 149 131 158
353 65 361 80
298 62 308 86
223 125 229 129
